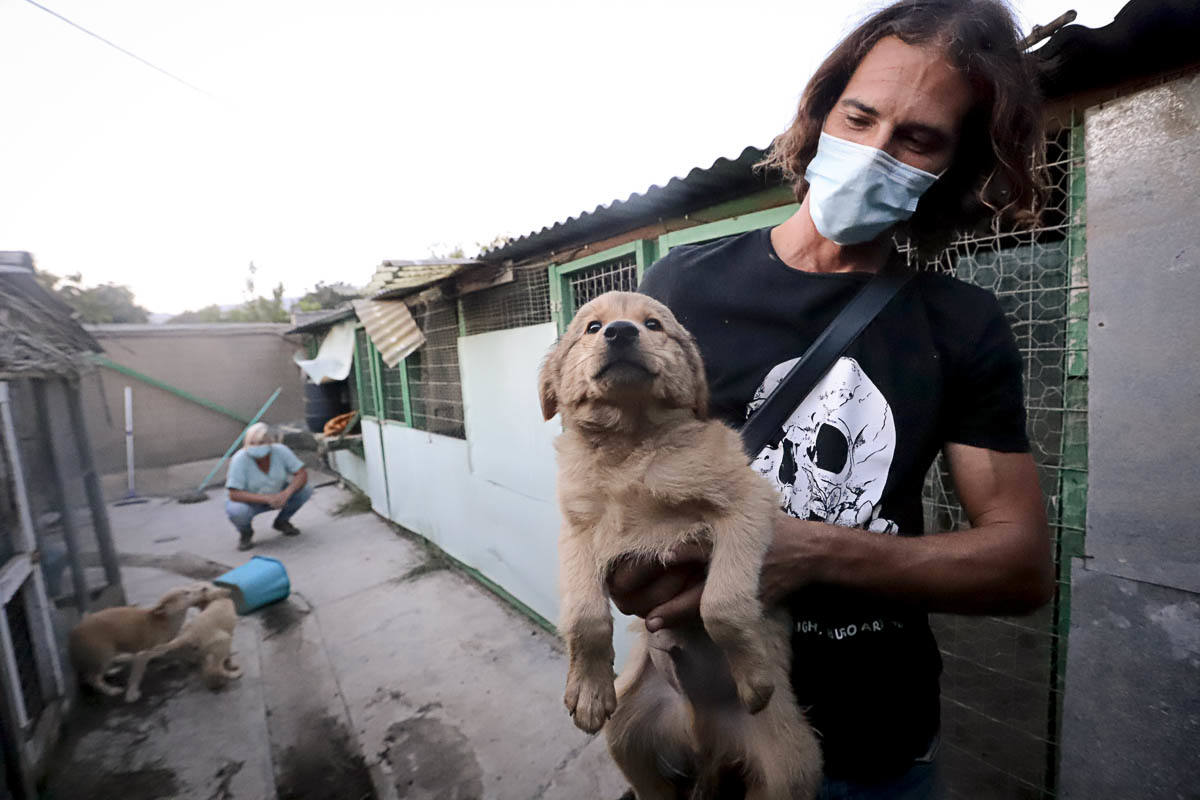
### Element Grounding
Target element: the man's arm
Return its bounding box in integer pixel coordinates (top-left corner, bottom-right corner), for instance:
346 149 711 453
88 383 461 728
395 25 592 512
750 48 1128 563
228 468 307 509
760 444 1053 615
282 467 308 499
616 444 1054 629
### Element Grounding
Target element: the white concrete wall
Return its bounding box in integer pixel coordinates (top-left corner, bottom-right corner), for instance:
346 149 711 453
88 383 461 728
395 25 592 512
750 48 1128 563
333 323 637 661
330 449 369 493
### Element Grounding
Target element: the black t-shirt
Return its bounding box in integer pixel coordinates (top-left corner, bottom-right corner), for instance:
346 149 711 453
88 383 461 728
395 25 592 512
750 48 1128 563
638 226 1028 782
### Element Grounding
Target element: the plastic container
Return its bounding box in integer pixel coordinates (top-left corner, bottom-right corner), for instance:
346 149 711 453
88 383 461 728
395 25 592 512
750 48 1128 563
304 379 350 433
214 556 290 614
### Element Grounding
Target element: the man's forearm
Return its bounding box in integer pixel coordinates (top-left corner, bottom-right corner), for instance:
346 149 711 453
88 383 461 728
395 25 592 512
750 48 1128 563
228 489 274 505
283 469 307 498
771 515 1054 615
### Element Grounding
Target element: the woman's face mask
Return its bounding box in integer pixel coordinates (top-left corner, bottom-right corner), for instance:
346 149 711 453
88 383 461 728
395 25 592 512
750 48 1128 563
245 444 272 458
804 131 941 245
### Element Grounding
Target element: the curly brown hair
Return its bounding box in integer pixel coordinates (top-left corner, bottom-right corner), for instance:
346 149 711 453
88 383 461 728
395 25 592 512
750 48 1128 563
759 0 1046 254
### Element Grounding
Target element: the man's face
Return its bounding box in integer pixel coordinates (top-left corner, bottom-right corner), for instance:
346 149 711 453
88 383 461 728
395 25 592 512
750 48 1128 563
823 35 973 175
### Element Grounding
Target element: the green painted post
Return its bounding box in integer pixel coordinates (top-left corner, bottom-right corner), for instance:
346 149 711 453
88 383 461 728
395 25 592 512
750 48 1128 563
548 264 566 336
91 355 253 424
353 327 368 417
634 239 657 283
399 356 414 427
368 341 386 419
1051 121 1090 765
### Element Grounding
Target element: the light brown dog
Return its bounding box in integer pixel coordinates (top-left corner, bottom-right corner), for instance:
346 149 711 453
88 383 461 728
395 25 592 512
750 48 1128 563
539 291 821 800
143 582 242 692
68 583 208 702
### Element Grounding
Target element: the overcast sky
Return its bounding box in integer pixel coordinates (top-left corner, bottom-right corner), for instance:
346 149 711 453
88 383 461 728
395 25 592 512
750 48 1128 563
0 0 1128 315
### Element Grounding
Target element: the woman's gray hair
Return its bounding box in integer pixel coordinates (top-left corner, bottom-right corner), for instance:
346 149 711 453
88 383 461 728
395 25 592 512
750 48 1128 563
243 422 274 448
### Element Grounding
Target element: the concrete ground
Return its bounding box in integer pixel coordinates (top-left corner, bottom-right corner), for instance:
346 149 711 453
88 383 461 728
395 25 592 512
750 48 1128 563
46 476 628 800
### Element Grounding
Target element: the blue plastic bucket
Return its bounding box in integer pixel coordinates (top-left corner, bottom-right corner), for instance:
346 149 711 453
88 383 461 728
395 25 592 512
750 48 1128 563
215 556 290 614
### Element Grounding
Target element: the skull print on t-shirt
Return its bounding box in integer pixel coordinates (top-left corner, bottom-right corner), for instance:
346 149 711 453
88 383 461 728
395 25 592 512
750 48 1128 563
747 356 899 534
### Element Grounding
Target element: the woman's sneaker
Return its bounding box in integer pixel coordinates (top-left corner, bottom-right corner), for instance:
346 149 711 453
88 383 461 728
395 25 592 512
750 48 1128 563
237 532 255 551
273 519 301 536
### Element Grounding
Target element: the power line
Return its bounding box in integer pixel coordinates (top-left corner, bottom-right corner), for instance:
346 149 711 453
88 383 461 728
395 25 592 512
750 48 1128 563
22 0 216 100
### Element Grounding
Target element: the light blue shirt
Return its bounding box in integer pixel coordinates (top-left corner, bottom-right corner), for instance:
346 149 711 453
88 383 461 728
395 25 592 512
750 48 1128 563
225 444 304 495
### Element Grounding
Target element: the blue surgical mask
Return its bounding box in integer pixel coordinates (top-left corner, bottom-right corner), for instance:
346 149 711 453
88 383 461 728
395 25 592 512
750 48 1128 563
245 444 271 458
804 131 941 245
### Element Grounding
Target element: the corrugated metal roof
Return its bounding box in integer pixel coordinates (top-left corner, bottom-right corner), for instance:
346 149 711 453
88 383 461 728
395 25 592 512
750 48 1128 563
352 299 425 368
287 305 357 335
481 146 778 264
365 258 486 300
1034 0 1200 98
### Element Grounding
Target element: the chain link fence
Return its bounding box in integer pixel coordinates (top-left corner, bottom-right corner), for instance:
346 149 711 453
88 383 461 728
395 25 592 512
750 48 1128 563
909 121 1086 798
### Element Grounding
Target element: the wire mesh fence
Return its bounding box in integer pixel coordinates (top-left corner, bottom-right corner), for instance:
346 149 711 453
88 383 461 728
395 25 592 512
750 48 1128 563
567 253 639 310
379 361 407 423
406 296 466 439
907 122 1085 798
460 263 552 335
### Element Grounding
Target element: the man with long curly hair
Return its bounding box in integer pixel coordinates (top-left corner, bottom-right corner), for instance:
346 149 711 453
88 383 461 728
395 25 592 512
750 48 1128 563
610 1 1054 795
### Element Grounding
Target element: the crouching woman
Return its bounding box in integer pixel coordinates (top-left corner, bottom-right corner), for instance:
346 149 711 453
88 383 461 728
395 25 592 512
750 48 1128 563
225 423 312 550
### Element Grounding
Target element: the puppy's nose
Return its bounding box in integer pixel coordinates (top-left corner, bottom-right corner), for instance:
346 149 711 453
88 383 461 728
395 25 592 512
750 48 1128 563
603 320 639 347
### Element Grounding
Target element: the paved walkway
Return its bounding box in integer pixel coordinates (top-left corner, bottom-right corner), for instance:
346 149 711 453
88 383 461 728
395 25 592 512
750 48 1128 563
46 478 627 800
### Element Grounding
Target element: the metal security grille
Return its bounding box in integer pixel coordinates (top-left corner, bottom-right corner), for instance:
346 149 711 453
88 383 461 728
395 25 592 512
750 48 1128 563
567 253 639 311
406 296 465 439
355 329 378 417
460 264 552 335
910 123 1086 798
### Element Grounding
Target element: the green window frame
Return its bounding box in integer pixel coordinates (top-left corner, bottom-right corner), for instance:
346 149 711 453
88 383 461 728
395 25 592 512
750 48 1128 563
546 203 801 332
353 327 381 419
378 359 412 425
548 240 657 333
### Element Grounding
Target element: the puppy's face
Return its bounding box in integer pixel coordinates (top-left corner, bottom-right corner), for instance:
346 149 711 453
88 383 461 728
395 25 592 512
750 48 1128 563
152 583 207 616
538 291 707 423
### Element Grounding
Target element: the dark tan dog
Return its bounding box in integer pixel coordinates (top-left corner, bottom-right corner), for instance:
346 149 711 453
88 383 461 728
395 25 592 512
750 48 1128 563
143 582 242 691
539 291 821 799
68 583 208 702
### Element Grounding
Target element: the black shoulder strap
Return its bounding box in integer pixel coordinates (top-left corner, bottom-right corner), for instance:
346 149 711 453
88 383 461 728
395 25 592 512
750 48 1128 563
739 269 912 459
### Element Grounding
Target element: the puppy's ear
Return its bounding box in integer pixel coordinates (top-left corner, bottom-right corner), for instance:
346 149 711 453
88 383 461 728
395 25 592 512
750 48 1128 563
537 341 561 421
150 601 169 618
681 331 709 419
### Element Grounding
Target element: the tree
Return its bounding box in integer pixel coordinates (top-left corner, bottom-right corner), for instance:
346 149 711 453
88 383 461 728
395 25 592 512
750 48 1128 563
295 281 359 312
166 305 224 324
168 262 291 324
33 268 150 324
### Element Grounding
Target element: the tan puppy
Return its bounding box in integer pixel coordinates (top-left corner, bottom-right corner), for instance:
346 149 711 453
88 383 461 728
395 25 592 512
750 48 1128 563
539 291 821 800
68 583 207 703
143 582 242 691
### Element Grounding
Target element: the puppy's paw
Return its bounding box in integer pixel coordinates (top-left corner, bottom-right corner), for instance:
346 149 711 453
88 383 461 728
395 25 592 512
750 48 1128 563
735 672 774 715
564 672 616 734
124 687 142 704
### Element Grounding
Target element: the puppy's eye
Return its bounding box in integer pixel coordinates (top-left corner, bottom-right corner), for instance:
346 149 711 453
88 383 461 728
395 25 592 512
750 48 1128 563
644 318 662 331
585 321 602 334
